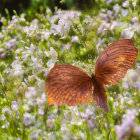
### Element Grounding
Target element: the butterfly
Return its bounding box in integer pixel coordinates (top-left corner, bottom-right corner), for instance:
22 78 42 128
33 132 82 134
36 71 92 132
45 39 138 112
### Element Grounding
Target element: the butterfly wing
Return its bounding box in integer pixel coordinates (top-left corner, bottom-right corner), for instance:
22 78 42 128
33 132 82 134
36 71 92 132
46 64 93 106
92 39 138 112
95 39 138 85
93 82 108 112
91 75 108 112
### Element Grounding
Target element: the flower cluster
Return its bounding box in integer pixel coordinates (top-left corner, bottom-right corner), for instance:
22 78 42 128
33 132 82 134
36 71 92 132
115 109 138 140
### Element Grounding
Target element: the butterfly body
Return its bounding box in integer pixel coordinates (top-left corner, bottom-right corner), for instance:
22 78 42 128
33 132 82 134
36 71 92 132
46 39 138 112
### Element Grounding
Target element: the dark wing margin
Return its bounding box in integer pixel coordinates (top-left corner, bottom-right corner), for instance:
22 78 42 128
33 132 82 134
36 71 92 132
95 39 138 85
46 64 93 106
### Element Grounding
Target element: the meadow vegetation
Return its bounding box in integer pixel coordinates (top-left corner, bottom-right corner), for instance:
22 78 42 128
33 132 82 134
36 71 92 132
0 0 140 139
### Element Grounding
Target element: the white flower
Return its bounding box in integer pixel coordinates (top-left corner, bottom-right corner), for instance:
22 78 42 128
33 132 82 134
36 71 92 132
30 43 36 52
121 9 129 17
4 39 17 50
65 43 71 50
113 101 119 107
134 125 140 136
50 10 81 35
28 75 36 84
11 60 24 77
44 51 49 57
1 53 6 58
11 101 18 111
132 2 136 7
30 130 41 140
24 26 31 36
45 47 58 58
31 56 43 70
110 21 117 30
107 10 113 17
0 48 4 53
78 131 85 139
1 122 9 129
100 13 108 20
113 4 120 13
0 17 6 22
36 93 46 106
43 31 50 40
24 20 39 37
47 58 57 68
135 83 140 92
0 33 4 39
23 113 35 126
1 114 6 120
131 16 139 25
97 22 110 35
61 124 69 133
41 93 47 103
36 97 43 106
81 105 95 121
58 18 65 26
96 38 105 51
51 24 65 35
38 109 44 116
0 74 5 86
115 109 136 140
71 36 79 43
83 16 92 24
71 119 83 126
47 119 54 128
50 47 58 58
43 72 48 77
25 87 37 99
121 28 134 38
27 99 36 107
106 0 113 4
20 14 26 22
122 69 140 90
122 1 129 7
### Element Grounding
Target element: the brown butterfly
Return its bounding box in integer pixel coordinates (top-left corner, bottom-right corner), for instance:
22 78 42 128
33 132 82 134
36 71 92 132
45 39 138 112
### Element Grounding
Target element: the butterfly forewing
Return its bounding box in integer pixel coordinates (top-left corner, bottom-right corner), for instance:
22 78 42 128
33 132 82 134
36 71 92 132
46 64 93 106
95 39 138 85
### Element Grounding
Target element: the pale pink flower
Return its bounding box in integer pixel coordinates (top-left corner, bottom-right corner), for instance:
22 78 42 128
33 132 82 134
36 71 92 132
66 43 71 50
121 28 134 38
23 113 35 126
115 109 136 140
132 2 136 7
122 1 129 7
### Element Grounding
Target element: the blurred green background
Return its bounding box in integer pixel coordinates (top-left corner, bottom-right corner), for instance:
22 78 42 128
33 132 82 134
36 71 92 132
0 0 98 16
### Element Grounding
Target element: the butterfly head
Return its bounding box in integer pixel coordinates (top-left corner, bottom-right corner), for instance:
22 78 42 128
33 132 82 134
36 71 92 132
91 73 95 79
91 73 98 84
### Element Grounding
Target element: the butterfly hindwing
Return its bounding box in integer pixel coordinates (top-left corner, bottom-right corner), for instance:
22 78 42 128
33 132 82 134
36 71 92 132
91 75 108 112
46 64 93 106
